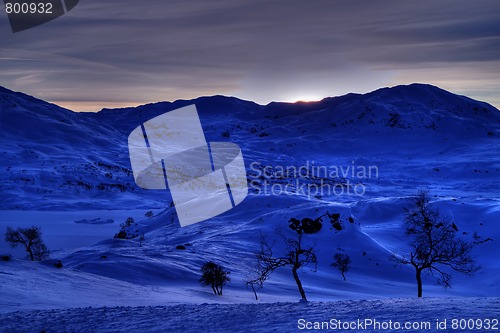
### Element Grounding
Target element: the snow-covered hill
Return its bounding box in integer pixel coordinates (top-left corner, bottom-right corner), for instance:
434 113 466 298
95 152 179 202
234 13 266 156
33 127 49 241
1 83 498 210
0 84 499 329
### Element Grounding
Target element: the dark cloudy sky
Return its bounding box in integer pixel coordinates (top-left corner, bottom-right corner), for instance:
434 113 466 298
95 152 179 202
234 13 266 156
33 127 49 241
1 0 499 111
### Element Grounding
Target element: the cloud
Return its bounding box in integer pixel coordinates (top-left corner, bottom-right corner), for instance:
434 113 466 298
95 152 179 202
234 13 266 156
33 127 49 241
1 0 499 110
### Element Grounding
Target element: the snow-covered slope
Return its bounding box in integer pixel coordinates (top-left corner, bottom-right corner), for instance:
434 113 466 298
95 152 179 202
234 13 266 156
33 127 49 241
0 84 499 320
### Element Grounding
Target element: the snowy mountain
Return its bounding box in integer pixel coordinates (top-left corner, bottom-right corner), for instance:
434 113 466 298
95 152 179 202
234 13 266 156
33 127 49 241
0 84 499 328
1 84 498 210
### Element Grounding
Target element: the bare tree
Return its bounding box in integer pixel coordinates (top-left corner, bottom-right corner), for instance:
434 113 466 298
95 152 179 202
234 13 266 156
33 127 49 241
5 226 49 261
244 254 268 301
254 216 322 301
244 234 277 301
199 261 231 295
393 190 479 297
331 251 351 281
244 275 264 301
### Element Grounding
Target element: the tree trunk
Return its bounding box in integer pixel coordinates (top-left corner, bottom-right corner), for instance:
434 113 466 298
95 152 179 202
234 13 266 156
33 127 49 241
416 268 423 297
292 266 307 301
251 284 258 300
341 271 346 281
26 247 34 261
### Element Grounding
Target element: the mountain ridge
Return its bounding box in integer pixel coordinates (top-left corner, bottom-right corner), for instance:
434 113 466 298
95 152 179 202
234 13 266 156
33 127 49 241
1 83 498 116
